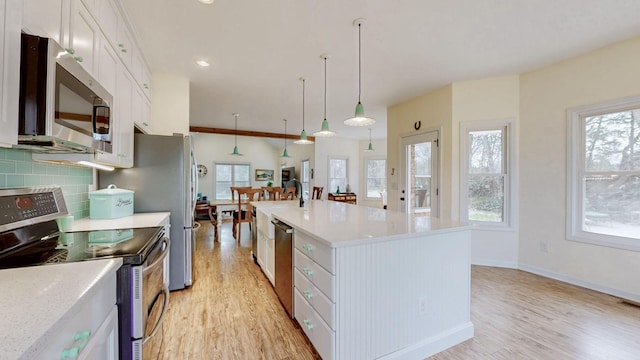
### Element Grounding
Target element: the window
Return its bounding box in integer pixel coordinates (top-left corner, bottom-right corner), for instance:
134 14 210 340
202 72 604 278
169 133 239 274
328 157 348 193
215 163 250 200
568 97 640 250
365 157 386 199
460 121 512 227
301 159 310 200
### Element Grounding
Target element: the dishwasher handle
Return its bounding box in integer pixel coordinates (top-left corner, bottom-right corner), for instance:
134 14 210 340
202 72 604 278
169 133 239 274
271 219 293 234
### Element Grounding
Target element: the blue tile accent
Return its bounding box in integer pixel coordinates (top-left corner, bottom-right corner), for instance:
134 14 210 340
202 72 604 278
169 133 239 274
0 149 94 218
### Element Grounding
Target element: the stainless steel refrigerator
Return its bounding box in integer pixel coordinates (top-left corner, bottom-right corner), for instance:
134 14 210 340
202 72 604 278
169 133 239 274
99 133 198 291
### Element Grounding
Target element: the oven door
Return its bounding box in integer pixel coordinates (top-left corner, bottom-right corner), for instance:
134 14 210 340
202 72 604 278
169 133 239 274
131 237 170 359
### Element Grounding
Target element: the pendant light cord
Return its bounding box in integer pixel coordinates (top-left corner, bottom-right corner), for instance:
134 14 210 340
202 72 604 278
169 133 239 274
358 23 362 103
284 119 287 150
302 79 306 130
234 114 238 146
324 57 327 119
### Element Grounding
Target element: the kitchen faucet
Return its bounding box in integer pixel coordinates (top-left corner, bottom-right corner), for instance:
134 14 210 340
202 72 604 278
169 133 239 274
291 179 304 208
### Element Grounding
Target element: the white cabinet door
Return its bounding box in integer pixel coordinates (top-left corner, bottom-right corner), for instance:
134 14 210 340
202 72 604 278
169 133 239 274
116 67 134 167
266 236 275 285
78 306 118 360
0 0 21 148
116 21 133 67
98 0 118 45
68 0 100 75
22 0 65 43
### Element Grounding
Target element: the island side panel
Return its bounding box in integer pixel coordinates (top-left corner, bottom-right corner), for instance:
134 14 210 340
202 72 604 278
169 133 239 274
335 229 473 359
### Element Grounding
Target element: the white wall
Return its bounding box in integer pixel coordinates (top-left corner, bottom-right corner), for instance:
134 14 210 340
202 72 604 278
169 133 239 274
191 132 280 199
151 73 190 136
451 76 520 268
519 36 640 301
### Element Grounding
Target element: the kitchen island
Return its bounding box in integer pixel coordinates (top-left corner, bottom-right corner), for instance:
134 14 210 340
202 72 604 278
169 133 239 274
271 200 473 360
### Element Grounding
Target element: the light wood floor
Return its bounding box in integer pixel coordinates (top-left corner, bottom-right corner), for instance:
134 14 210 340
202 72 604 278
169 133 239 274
157 220 640 359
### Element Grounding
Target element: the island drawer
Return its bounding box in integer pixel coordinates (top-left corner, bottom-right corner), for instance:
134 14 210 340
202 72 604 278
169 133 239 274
295 289 335 360
295 248 335 301
294 231 334 274
295 268 335 329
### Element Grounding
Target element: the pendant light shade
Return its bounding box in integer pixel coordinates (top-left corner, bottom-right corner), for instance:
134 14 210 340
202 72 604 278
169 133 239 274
344 18 376 127
364 128 375 152
294 77 314 145
313 54 336 137
229 113 243 156
281 119 291 157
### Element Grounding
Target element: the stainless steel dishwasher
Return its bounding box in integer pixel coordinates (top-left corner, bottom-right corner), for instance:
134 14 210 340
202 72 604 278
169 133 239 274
271 218 294 318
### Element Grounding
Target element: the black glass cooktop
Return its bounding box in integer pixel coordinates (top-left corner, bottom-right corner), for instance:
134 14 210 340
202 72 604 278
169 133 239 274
0 226 163 269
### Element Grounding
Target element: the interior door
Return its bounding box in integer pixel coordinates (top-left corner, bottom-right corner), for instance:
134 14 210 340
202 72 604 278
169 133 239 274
399 130 439 216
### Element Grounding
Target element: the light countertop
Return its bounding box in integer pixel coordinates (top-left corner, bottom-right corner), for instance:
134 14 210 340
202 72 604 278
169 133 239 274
271 200 469 247
69 212 170 231
0 258 122 359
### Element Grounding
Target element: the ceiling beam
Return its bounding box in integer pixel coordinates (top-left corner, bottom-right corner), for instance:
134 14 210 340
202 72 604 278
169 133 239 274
189 126 315 142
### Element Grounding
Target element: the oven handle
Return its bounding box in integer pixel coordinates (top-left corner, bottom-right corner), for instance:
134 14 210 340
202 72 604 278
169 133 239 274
143 237 170 275
143 284 170 344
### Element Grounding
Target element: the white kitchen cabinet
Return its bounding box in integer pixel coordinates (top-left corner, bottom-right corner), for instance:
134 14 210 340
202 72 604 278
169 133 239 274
0 0 21 148
22 0 66 43
115 19 133 67
97 33 118 96
137 90 152 133
97 0 118 51
68 0 100 75
78 306 118 360
96 62 133 167
34 262 119 359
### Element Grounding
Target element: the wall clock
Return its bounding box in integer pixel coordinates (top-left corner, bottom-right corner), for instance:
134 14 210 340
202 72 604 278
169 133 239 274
197 164 208 177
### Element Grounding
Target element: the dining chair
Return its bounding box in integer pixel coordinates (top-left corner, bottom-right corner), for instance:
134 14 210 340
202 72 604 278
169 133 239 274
284 187 297 200
194 203 218 240
264 186 286 200
226 186 251 218
232 188 263 242
312 186 324 200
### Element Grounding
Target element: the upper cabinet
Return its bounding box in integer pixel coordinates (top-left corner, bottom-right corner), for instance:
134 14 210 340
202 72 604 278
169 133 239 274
20 0 155 165
22 0 65 43
68 0 100 74
0 0 21 148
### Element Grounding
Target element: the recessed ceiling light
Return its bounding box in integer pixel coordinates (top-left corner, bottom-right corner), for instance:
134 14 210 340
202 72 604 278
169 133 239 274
195 59 210 67
197 0 214 4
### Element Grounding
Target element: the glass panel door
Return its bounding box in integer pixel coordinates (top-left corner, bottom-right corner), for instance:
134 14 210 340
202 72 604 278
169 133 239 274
400 131 439 216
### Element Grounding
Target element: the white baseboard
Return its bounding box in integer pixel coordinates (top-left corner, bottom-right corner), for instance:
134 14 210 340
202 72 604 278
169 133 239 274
471 258 518 269
518 263 640 303
378 322 474 360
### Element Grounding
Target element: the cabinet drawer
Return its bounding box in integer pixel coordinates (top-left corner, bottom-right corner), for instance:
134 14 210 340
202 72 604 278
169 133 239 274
294 249 335 301
295 269 335 329
295 289 335 360
295 231 334 274
35 270 117 359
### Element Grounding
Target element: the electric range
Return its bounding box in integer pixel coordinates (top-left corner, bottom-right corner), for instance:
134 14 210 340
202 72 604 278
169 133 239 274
0 186 170 360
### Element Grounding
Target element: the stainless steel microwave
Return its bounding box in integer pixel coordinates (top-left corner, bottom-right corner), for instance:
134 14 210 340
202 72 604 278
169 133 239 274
17 33 113 154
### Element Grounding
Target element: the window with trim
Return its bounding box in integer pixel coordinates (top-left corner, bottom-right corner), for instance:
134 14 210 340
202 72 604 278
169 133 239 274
568 97 640 250
328 157 348 193
460 121 512 226
301 159 310 200
215 163 250 200
365 157 386 199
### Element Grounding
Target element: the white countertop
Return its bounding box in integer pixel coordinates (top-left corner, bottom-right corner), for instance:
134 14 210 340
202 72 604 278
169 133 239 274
271 200 469 247
0 258 122 359
69 212 170 231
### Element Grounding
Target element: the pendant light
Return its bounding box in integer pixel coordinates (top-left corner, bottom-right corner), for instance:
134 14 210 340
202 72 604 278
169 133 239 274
313 54 336 137
281 119 291 157
294 77 314 145
364 128 375 152
344 18 376 127
229 113 243 156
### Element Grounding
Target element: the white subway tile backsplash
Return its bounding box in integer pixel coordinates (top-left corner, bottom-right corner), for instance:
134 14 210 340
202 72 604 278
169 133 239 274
0 148 93 218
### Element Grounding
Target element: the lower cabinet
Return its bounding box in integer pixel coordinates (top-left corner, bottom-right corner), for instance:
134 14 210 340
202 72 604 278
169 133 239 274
35 268 118 359
293 232 336 360
78 306 118 360
257 229 275 286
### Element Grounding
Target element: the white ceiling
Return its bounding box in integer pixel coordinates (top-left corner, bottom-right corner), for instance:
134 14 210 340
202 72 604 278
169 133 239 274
121 0 640 140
